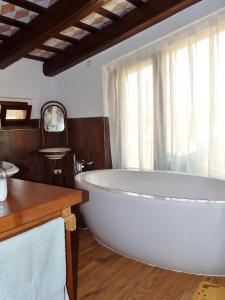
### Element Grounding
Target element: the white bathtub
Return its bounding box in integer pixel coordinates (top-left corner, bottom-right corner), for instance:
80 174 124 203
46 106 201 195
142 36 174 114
75 169 225 276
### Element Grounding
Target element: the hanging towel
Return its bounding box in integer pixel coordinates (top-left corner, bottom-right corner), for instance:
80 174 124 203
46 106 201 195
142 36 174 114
0 217 69 300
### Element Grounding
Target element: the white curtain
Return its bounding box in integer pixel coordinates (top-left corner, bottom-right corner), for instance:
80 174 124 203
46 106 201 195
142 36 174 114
107 58 154 169
105 8 225 178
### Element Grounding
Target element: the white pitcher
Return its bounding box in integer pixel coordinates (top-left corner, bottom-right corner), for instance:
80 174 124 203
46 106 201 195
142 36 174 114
0 169 7 202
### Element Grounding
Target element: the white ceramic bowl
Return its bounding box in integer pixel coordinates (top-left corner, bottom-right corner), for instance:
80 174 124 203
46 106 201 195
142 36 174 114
38 147 71 160
0 161 19 177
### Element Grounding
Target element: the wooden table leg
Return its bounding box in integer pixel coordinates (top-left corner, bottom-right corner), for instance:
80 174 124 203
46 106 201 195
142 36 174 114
63 208 78 300
65 229 80 300
66 230 75 300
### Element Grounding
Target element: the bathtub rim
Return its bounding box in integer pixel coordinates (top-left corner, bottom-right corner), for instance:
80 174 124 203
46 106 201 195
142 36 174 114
75 169 225 204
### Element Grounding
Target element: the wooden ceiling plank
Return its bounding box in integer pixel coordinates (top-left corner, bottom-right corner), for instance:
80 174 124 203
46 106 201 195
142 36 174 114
75 21 99 33
0 0 110 69
0 15 27 28
44 0 201 76
97 7 120 21
6 0 46 14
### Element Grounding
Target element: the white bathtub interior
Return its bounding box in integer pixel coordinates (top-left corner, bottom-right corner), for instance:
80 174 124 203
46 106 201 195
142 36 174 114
83 169 225 202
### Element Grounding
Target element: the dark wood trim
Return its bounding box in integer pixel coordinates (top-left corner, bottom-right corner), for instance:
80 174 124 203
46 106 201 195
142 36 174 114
97 7 120 21
0 15 27 28
44 0 201 76
66 229 80 300
0 100 28 106
66 230 75 300
55 33 79 45
40 44 64 54
71 229 79 300
0 0 110 69
25 54 48 62
1 104 32 126
127 0 144 8
6 0 46 14
1 118 39 130
75 21 99 34
0 34 10 41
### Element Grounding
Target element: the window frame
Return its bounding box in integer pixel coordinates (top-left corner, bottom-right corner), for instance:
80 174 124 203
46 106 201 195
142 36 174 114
0 102 32 126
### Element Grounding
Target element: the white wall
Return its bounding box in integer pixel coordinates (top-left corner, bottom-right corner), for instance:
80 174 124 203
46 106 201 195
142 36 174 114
54 0 225 118
1 0 225 119
0 59 54 118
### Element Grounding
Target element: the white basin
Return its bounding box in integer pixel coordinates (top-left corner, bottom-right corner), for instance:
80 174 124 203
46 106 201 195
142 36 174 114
38 147 71 160
0 161 19 177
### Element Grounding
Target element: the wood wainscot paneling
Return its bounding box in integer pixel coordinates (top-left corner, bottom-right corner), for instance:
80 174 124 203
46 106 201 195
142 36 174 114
0 117 111 183
41 154 74 188
103 117 112 169
68 117 112 171
68 117 112 229
0 127 42 182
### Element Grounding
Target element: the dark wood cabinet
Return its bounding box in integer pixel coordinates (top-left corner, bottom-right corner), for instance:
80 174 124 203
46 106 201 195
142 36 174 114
40 152 74 187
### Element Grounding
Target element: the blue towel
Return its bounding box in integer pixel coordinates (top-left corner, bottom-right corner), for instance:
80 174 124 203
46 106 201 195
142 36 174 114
0 217 69 300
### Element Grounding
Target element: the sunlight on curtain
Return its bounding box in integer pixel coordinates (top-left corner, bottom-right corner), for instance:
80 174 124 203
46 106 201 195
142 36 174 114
160 26 225 177
123 64 154 169
106 8 225 178
210 29 225 177
160 36 211 175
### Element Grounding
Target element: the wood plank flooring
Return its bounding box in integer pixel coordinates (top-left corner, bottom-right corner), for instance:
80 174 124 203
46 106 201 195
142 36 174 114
78 230 225 300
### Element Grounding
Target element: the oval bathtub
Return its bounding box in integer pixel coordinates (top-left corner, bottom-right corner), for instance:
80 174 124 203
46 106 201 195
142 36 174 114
75 169 225 276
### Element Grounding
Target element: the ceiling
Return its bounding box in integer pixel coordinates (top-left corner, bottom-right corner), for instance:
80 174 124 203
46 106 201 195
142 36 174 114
0 0 201 76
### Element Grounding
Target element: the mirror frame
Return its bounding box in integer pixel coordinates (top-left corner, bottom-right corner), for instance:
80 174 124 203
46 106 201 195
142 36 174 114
41 102 66 133
40 101 69 147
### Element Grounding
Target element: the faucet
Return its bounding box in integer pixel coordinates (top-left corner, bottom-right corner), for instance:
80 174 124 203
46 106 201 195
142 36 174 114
73 154 93 174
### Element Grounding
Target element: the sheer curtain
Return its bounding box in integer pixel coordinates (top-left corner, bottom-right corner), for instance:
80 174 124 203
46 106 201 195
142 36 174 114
158 23 225 177
107 58 154 169
105 8 225 178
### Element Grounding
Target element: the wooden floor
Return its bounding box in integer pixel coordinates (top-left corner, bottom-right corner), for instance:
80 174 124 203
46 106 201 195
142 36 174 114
78 230 225 300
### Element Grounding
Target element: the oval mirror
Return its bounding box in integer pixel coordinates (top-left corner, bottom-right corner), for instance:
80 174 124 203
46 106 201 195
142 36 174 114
43 103 65 132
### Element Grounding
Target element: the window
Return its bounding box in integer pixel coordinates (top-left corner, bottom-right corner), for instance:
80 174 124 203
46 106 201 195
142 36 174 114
0 101 32 127
6 109 27 120
106 9 225 178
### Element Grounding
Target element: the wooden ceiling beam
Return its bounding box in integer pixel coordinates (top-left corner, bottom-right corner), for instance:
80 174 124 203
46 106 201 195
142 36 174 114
127 0 144 8
0 34 10 41
0 0 109 69
25 54 48 62
6 0 46 14
75 21 99 33
0 15 27 28
44 0 201 76
55 33 79 45
39 44 63 54
97 7 120 21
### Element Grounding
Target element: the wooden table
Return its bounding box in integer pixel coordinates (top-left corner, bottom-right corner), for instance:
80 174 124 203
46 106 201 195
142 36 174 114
0 178 83 300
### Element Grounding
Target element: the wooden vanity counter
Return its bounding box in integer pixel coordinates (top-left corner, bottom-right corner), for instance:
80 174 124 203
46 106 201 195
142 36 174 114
0 178 82 236
0 178 83 300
